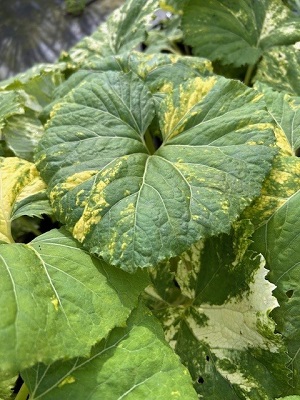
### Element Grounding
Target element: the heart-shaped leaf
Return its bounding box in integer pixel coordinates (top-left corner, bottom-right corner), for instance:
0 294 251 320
0 228 148 375
36 70 276 271
22 303 198 400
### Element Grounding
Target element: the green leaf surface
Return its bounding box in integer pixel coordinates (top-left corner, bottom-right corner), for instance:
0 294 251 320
255 82 300 154
43 52 212 120
0 228 148 376
146 222 290 399
252 187 300 390
181 0 300 67
242 83 300 228
22 303 198 400
0 157 50 243
35 70 276 271
254 44 300 95
66 0 159 66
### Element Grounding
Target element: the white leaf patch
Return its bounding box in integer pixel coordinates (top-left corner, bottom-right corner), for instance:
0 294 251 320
187 256 279 352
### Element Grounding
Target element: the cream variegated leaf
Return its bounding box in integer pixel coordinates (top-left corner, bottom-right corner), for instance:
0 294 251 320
146 222 290 399
0 157 50 243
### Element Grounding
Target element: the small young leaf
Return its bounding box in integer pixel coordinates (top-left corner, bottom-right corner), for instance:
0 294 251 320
0 228 149 376
22 303 198 400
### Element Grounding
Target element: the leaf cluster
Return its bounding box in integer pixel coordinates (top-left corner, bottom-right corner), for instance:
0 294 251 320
1 0 300 399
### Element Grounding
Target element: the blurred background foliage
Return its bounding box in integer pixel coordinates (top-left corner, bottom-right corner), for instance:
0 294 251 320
0 0 123 80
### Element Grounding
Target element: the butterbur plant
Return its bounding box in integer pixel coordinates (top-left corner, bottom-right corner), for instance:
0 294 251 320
1 0 300 399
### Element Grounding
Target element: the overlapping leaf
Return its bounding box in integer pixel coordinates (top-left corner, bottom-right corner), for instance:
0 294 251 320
254 44 300 95
22 303 197 400
66 0 159 66
35 70 276 271
242 83 300 390
0 157 50 243
0 228 149 375
181 0 300 67
145 222 290 399
42 52 212 120
0 64 65 160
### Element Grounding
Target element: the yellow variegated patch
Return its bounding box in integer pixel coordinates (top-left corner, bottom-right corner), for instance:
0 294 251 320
162 76 217 140
243 154 300 228
0 157 47 243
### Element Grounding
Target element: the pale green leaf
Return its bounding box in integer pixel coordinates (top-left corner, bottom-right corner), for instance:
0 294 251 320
0 63 65 160
22 303 197 400
0 91 24 133
67 0 159 66
0 157 50 243
276 396 300 400
146 222 290 399
0 63 66 108
0 228 149 376
2 112 44 161
35 71 276 271
181 0 300 67
0 373 17 400
254 44 300 95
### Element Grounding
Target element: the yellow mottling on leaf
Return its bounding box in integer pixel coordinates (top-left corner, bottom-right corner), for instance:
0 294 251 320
243 155 300 226
163 76 217 140
58 376 76 388
274 126 293 155
51 296 59 311
63 170 98 190
251 93 264 103
160 82 174 94
160 1 183 15
0 157 47 243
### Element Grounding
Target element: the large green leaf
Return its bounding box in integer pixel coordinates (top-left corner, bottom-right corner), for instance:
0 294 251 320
0 157 50 243
66 0 159 66
22 303 198 399
35 70 276 271
254 44 300 95
181 0 300 67
145 222 290 399
0 228 148 376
